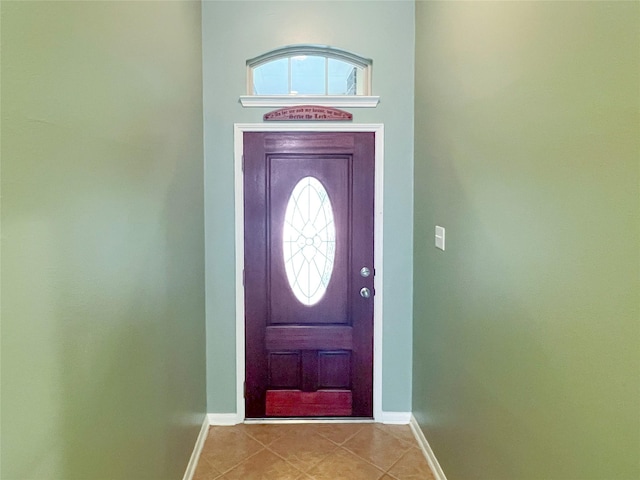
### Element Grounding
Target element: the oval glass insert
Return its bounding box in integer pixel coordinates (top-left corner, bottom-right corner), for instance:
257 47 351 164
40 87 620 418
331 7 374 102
283 176 336 306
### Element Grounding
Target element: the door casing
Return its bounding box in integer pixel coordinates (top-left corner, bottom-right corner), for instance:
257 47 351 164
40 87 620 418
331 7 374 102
234 123 384 421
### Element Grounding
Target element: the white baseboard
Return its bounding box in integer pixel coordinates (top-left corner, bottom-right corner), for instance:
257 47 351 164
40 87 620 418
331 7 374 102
379 411 412 424
182 415 210 480
409 414 448 480
207 413 243 426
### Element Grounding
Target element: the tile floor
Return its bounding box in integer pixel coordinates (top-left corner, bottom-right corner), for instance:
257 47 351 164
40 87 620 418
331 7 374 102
193 422 436 480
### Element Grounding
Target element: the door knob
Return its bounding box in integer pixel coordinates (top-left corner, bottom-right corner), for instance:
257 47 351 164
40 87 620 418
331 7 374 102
360 287 371 298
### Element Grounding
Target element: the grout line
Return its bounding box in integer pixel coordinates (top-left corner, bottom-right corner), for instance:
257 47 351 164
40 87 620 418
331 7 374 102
340 425 414 472
259 429 344 476
383 447 413 480
315 425 364 445
214 444 267 478
374 423 416 445
197 454 225 480
304 445 387 478
263 443 316 475
243 431 281 448
337 443 403 475
280 458 307 477
240 424 367 475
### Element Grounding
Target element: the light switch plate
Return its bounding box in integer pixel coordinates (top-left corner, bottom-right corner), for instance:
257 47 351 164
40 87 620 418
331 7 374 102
435 226 445 250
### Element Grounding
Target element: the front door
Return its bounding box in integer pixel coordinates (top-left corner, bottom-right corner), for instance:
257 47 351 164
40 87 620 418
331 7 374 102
244 131 375 418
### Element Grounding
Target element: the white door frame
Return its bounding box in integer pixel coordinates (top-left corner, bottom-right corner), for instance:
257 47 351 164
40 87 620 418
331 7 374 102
234 123 384 422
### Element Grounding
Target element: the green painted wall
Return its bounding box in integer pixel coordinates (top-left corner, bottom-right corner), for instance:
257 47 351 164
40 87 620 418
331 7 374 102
1 2 206 479
202 1 415 414
413 2 639 479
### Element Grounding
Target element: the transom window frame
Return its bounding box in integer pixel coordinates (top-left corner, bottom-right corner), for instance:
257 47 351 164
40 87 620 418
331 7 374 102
240 45 380 108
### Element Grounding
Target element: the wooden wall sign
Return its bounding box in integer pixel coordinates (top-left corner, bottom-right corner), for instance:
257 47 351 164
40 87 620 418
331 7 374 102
264 105 352 122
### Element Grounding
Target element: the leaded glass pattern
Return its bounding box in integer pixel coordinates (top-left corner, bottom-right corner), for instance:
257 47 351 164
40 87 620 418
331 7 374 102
283 177 336 306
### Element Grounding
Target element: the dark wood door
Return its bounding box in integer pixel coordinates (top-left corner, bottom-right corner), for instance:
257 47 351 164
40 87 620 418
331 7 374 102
244 131 375 418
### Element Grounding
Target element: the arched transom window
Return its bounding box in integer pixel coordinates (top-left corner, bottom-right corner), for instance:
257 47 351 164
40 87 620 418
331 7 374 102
241 45 378 108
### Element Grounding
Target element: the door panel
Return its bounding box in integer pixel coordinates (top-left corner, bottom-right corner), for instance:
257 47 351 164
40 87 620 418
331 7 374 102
265 390 352 417
244 131 374 418
268 156 349 324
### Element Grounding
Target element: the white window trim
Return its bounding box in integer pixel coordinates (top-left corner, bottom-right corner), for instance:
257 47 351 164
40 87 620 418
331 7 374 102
239 95 380 108
244 45 379 108
234 123 385 422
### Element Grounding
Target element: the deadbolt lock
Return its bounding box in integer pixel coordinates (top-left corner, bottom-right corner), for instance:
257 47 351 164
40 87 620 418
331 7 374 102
360 267 371 278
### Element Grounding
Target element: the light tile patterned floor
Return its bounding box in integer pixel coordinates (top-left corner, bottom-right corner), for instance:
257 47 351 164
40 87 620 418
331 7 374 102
193 423 436 480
